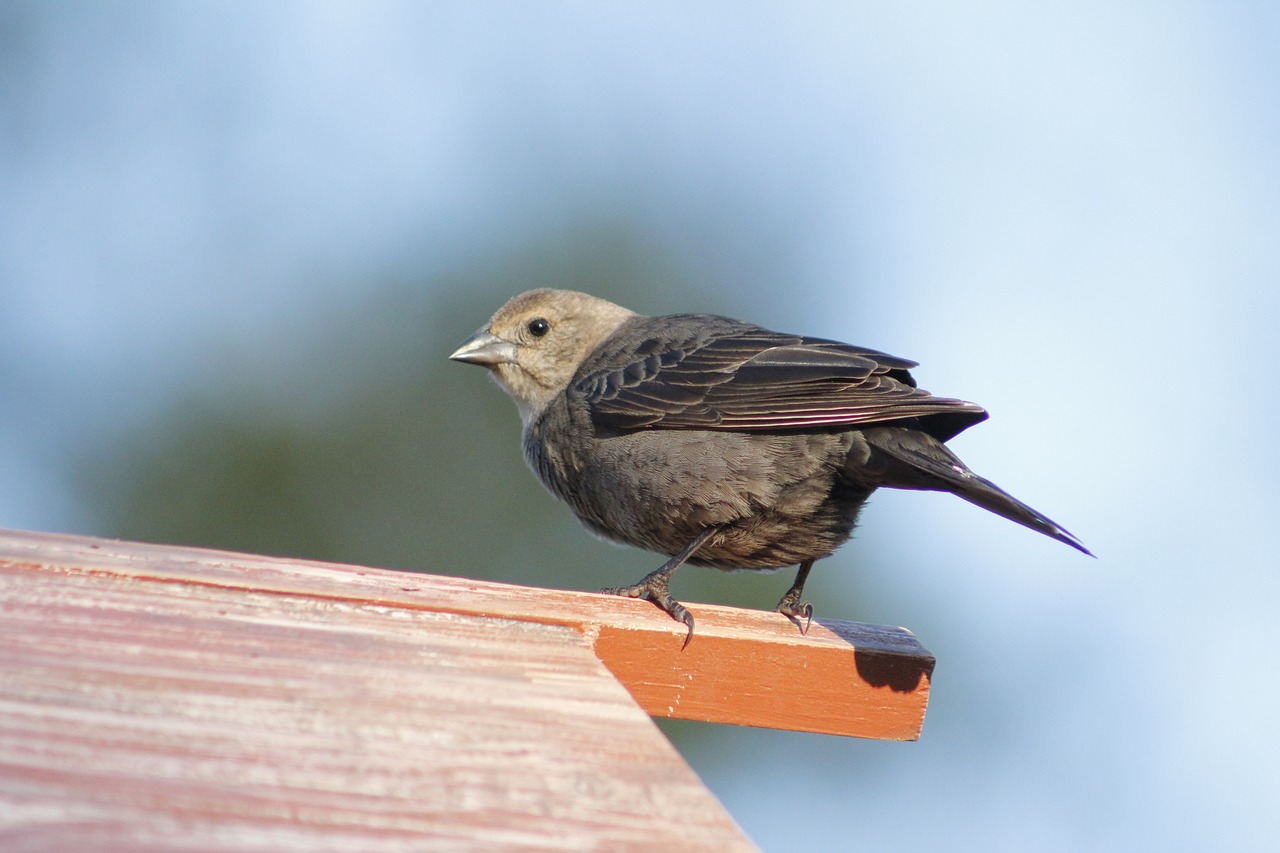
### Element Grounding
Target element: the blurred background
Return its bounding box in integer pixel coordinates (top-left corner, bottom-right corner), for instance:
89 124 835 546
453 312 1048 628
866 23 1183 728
3 2 1277 850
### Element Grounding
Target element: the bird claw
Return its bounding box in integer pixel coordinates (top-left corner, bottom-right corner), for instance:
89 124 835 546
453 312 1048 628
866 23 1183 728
776 595 814 635
775 560 815 635
599 529 718 649
601 575 696 649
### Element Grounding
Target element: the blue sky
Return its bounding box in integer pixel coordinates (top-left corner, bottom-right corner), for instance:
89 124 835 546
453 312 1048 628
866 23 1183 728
3 3 1278 849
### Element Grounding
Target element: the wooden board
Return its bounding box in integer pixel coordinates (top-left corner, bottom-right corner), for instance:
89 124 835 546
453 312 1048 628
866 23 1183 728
0 527 936 847
0 536 755 850
0 530 934 741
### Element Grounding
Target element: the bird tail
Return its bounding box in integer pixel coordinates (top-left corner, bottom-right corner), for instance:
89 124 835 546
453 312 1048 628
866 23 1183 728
860 427 1093 556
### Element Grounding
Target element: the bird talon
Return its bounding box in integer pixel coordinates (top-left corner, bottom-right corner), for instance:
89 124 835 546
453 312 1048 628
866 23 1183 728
777 599 814 635
679 613 695 650
598 531 718 649
602 577 697 647
599 583 643 599
775 560 816 635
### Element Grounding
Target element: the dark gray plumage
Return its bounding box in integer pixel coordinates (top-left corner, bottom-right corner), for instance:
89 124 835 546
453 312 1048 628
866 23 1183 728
450 288 1089 644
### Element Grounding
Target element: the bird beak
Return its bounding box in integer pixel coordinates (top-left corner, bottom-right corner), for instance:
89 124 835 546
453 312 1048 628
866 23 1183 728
449 329 518 366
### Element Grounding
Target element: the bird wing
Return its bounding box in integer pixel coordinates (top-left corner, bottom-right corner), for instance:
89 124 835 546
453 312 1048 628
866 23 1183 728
573 316 988 437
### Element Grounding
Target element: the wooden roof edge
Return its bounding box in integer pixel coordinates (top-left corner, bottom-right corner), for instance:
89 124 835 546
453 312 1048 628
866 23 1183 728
0 527 934 740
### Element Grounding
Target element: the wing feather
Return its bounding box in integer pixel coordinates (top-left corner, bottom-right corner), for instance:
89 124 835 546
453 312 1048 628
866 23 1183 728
573 315 987 439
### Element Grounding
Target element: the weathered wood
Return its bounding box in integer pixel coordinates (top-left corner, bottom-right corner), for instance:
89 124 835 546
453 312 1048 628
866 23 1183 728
1 531 756 851
0 529 934 740
0 527 938 847
0 529 933 740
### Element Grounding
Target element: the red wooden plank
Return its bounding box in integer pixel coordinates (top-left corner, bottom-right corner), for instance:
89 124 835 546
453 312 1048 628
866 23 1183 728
0 528 934 741
0 550 755 850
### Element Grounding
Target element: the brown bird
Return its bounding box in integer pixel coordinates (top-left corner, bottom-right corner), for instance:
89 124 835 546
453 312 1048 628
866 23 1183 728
451 289 1089 645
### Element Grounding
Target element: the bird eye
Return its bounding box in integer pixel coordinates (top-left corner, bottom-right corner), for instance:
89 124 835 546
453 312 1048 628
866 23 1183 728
527 318 550 338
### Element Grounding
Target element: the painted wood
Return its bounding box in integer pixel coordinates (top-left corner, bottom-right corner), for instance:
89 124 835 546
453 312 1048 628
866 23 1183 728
0 527 936 846
1 533 754 850
0 529 933 739
0 530 934 739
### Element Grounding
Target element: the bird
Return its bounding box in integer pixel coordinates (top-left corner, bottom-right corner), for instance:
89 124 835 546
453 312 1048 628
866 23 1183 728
450 288 1090 645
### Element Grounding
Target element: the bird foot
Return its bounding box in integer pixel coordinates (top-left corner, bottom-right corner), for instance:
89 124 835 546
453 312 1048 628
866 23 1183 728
775 593 814 636
601 573 695 649
775 559 815 635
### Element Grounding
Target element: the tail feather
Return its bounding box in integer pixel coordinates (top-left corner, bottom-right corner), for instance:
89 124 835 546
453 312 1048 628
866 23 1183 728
861 427 1093 556
944 470 1092 556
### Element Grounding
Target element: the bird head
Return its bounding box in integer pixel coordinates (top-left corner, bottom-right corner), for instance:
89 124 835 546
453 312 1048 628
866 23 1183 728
450 288 636 424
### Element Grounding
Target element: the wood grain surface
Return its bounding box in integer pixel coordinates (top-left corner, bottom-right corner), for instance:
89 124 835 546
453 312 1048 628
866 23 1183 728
0 528 935 849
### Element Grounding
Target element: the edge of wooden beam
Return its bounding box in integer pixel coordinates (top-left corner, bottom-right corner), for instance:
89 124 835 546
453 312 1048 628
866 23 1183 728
0 528 934 740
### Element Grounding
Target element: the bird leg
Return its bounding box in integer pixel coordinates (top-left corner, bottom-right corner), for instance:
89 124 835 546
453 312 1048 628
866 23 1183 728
601 527 719 649
775 559 815 634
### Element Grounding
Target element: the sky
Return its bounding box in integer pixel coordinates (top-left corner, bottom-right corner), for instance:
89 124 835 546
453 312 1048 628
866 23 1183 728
3 3 1279 850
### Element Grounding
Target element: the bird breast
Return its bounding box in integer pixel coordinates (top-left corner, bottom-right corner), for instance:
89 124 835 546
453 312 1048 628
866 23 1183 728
525 399 869 569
